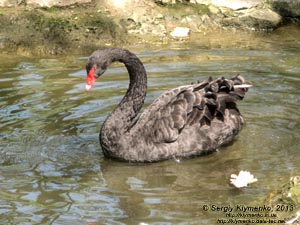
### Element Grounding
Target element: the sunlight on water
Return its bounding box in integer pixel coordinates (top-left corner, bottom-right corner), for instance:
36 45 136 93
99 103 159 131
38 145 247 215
0 26 300 224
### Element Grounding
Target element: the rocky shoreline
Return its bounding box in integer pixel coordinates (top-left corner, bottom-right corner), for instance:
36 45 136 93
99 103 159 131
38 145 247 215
0 0 299 55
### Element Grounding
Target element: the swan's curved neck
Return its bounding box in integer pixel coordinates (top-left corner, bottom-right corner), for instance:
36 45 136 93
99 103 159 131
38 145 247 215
100 49 147 151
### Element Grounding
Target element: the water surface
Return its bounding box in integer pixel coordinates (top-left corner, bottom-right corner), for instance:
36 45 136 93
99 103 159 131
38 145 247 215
1 26 300 224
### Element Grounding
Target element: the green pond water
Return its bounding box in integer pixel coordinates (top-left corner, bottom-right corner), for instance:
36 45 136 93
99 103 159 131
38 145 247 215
0 26 300 224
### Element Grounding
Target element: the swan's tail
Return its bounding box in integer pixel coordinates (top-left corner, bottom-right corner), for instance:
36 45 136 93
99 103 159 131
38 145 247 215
228 74 252 99
192 74 251 123
202 74 251 100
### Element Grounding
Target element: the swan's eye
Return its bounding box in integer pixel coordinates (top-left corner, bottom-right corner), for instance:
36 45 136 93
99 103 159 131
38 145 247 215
86 62 94 73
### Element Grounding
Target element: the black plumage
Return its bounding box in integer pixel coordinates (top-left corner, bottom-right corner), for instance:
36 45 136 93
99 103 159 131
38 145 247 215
85 48 251 162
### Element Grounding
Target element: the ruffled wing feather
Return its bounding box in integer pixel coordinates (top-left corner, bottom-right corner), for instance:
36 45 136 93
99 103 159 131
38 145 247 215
132 75 250 144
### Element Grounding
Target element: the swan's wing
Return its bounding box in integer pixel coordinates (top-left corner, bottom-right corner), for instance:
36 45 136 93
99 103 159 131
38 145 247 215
133 75 250 143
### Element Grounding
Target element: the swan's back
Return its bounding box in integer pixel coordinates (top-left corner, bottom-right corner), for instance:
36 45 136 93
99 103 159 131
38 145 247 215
124 75 250 161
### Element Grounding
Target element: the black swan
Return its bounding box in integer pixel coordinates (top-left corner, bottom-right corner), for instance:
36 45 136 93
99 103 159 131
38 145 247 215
85 48 251 162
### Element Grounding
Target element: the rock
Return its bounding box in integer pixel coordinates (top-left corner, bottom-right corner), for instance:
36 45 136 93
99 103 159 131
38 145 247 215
287 176 300 205
191 0 211 4
0 0 22 7
211 0 261 10
170 27 190 38
208 4 221 14
154 0 181 4
222 8 282 30
0 0 298 56
180 15 197 31
267 0 300 18
26 0 91 7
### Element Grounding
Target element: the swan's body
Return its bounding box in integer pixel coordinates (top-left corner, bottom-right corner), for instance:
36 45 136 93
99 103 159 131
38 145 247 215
85 48 251 162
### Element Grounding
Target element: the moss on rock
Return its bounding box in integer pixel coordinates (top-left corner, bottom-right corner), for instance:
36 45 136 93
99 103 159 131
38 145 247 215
0 4 123 55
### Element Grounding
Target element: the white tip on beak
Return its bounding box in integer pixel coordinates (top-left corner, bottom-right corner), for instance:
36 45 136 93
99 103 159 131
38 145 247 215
85 84 92 92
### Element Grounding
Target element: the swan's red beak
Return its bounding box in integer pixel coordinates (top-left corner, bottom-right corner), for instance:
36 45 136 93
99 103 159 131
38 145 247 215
86 66 96 91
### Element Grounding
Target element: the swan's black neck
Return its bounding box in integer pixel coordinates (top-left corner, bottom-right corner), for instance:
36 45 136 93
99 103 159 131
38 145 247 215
98 49 147 152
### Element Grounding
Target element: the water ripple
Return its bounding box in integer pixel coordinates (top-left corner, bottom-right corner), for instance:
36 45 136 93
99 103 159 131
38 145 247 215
1 32 300 224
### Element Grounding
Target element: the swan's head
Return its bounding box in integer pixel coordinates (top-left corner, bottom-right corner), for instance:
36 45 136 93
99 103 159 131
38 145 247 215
85 51 112 91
